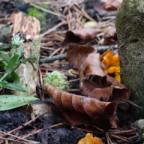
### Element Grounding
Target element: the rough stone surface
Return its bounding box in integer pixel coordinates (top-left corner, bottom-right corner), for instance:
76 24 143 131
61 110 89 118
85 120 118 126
116 0 144 118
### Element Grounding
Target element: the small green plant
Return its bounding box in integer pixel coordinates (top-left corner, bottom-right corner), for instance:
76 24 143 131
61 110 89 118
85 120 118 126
44 71 69 90
0 33 26 91
27 8 41 18
0 33 38 110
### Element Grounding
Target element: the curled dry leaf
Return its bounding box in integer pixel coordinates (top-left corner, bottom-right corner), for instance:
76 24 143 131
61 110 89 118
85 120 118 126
106 75 130 102
67 44 94 68
104 0 122 11
63 28 99 44
78 133 103 144
92 87 113 102
82 76 130 103
45 83 118 128
84 52 106 77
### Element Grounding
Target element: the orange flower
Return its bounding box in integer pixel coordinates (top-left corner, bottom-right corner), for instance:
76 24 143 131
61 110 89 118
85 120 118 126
101 50 121 82
78 133 103 144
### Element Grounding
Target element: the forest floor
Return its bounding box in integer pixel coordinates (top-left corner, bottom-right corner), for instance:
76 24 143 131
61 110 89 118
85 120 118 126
0 0 143 144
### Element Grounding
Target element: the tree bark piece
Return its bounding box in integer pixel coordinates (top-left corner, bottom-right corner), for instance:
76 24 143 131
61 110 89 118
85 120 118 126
116 0 144 118
12 12 40 96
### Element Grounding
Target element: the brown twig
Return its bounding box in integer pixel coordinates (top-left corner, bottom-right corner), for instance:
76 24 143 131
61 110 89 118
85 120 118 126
106 132 114 144
109 129 135 136
0 136 25 144
23 0 66 19
3 115 42 138
110 134 128 142
40 54 66 63
50 48 62 57
41 21 67 37
0 131 32 143
21 122 66 139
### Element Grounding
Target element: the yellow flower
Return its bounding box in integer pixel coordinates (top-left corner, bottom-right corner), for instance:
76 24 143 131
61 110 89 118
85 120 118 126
101 50 121 82
78 133 103 144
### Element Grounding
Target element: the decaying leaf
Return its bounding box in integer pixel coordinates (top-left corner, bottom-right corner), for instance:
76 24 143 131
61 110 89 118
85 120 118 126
104 0 122 11
101 50 120 82
84 52 106 77
78 133 103 144
45 83 118 128
67 44 94 68
63 28 99 44
106 76 130 102
91 87 113 102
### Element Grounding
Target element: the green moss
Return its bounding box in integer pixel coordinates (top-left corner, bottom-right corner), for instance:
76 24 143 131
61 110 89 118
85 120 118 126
116 0 144 118
44 71 69 90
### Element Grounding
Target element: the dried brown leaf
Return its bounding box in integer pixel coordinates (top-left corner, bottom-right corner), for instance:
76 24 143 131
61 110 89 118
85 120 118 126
63 28 99 44
104 0 122 11
92 86 113 102
82 80 100 97
82 75 129 103
84 52 106 77
107 76 130 102
45 83 117 128
67 44 94 68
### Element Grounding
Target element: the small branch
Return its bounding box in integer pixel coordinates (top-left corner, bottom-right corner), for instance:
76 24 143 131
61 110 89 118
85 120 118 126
7 115 42 135
23 0 66 19
22 122 65 139
0 131 32 143
94 45 118 52
40 54 66 63
41 21 67 37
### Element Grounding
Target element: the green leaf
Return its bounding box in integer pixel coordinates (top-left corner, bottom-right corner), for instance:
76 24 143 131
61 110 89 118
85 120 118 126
0 44 11 50
0 52 10 63
0 95 38 111
1 82 27 92
6 53 19 73
11 71 20 83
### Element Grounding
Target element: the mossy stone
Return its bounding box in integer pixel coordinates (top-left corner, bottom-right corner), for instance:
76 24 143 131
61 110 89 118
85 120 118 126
116 0 144 118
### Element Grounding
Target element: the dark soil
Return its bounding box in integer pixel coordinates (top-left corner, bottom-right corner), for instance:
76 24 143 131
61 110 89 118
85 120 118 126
0 109 86 144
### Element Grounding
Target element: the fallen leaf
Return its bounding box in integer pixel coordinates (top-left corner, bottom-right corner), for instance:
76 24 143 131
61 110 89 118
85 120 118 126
82 80 102 97
92 86 113 102
104 0 122 11
84 52 106 77
45 83 117 128
67 44 94 68
107 76 130 102
78 133 103 144
82 76 130 103
63 28 99 44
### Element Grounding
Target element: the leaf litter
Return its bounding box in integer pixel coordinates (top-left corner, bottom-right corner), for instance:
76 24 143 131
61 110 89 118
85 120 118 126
0 0 143 144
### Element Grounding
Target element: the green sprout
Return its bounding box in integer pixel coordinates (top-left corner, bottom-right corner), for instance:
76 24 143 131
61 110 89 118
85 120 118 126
44 71 69 90
11 33 25 48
